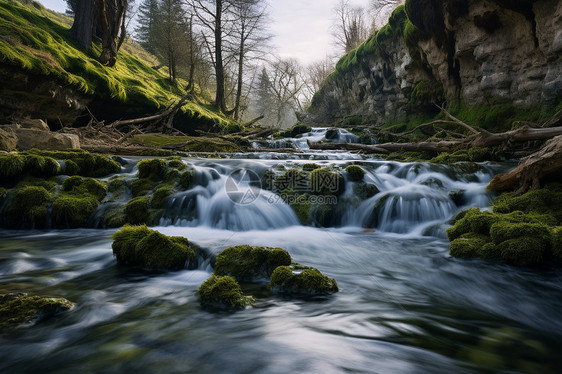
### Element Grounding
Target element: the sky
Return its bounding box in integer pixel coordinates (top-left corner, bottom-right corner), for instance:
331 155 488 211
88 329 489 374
38 0 372 66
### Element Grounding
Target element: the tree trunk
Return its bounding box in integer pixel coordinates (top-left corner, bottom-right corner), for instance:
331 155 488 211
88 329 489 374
70 0 95 49
234 23 245 121
214 0 226 113
187 15 196 92
96 0 127 67
487 135 562 193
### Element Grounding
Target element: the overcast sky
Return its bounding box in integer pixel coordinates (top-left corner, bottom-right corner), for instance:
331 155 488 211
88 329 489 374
39 0 371 66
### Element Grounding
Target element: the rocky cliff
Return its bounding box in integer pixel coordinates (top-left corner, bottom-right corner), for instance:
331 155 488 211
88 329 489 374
307 0 562 128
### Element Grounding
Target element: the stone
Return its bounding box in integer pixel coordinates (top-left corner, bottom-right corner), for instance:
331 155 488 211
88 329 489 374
19 118 49 131
0 128 17 151
15 128 80 150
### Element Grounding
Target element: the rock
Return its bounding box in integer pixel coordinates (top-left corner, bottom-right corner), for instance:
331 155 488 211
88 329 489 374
0 128 17 151
214 245 292 281
197 275 255 310
15 128 80 150
268 265 339 296
0 293 74 329
19 119 49 131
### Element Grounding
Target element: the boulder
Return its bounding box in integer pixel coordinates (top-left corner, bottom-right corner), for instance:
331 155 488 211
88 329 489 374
19 118 49 131
0 293 74 329
15 128 80 150
0 128 17 151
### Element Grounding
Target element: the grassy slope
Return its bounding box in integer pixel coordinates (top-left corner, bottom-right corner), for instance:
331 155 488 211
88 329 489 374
0 0 229 126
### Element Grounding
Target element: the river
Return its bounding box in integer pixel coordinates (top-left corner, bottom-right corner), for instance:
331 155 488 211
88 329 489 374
1 145 561 373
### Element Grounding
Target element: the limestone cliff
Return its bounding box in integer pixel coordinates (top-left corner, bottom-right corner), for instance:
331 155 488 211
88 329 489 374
306 0 562 127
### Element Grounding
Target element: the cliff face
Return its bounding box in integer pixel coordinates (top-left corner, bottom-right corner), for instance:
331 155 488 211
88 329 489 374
307 0 562 126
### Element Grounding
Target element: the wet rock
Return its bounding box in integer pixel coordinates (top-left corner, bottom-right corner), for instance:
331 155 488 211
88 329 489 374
214 245 291 281
197 275 255 310
268 265 339 296
0 293 74 330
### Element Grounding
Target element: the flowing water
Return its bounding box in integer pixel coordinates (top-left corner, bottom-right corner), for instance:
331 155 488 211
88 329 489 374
1 149 562 373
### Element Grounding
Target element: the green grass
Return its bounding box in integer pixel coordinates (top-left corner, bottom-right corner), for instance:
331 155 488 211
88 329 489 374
0 0 230 126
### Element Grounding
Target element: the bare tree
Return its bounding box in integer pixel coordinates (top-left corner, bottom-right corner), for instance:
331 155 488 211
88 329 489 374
332 0 370 54
268 58 307 127
369 0 403 31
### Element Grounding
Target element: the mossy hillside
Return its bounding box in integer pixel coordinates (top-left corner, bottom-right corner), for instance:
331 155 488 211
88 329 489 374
197 275 255 310
269 265 339 296
0 293 74 329
448 185 562 266
112 225 197 270
0 0 230 128
214 245 292 281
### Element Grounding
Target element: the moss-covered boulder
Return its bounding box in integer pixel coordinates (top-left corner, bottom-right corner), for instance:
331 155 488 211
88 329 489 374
52 194 99 228
62 176 107 200
353 183 380 200
493 184 562 224
302 163 321 172
130 178 159 197
449 233 491 259
124 196 150 225
0 153 26 181
151 185 174 209
4 185 51 228
269 265 339 296
214 245 292 281
180 170 194 189
309 169 345 196
24 155 60 178
197 275 255 310
112 225 197 270
137 159 168 180
496 237 547 267
345 165 365 182
0 293 74 330
25 149 120 178
103 204 127 228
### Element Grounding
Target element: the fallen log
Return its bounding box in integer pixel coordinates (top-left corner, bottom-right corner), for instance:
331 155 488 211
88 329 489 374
487 135 562 193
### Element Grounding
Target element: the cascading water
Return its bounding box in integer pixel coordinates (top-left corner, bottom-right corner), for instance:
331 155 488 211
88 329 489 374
252 127 362 150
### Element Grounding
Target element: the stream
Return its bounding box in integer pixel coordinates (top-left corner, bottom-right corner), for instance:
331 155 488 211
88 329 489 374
1 145 562 373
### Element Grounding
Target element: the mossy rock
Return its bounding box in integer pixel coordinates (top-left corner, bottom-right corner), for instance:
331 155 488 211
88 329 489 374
214 245 292 281
16 177 58 192
62 159 80 175
449 233 491 259
125 196 150 225
325 128 339 140
130 178 159 197
151 185 174 209
26 150 120 178
52 194 99 228
137 159 168 180
0 153 26 181
290 195 312 225
353 183 379 200
4 186 51 229
345 165 365 182
274 169 309 193
268 265 339 296
497 237 547 267
112 225 196 270
166 158 187 171
0 293 74 330
62 176 107 201
24 155 60 178
302 163 321 172
489 222 551 246
180 170 194 190
197 275 254 310
309 169 345 196
493 185 562 224
103 204 127 228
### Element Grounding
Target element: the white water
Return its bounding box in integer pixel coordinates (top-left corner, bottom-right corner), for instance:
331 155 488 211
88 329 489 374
252 127 361 150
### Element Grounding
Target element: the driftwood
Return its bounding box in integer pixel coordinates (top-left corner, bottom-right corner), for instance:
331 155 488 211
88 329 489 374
487 135 562 193
242 115 265 127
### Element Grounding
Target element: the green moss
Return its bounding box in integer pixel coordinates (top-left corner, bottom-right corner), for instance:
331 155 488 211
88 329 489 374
137 159 167 180
291 195 312 225
131 135 241 152
166 158 187 171
62 176 107 200
103 204 126 228
197 275 254 310
493 185 562 224
179 170 194 190
0 153 25 181
302 163 320 172
112 225 195 270
130 178 158 197
151 185 174 209
52 194 98 228
61 159 80 175
268 265 339 296
449 233 491 259
345 165 365 182
309 169 345 196
274 169 309 193
125 196 150 225
490 222 551 245
552 227 562 262
24 154 60 178
224 123 245 134
497 237 547 267
107 176 128 199
353 183 380 200
4 185 51 228
0 293 74 329
25 149 120 177
214 245 292 281
16 177 57 192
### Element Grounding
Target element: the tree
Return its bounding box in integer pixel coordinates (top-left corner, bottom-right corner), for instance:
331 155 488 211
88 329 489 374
332 0 370 54
134 0 159 55
70 0 128 66
268 58 307 127
369 0 404 31
253 67 274 121
229 0 269 121
187 0 234 113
